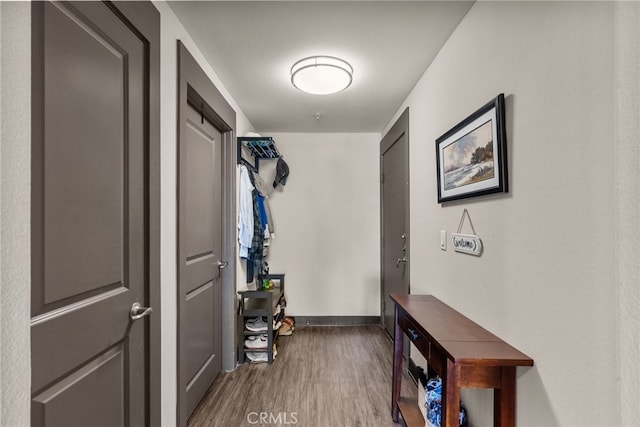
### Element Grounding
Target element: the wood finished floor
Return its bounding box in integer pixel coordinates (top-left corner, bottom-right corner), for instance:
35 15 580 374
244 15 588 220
188 325 415 427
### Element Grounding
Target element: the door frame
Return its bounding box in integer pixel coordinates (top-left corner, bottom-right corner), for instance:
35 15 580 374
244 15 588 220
380 107 410 331
30 1 161 425
176 41 236 426
118 3 162 424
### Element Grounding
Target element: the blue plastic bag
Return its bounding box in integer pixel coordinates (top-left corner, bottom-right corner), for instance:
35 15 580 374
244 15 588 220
424 376 467 427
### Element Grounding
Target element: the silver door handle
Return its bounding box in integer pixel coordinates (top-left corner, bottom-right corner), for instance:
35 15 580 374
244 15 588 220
130 302 153 320
216 260 229 269
396 258 408 268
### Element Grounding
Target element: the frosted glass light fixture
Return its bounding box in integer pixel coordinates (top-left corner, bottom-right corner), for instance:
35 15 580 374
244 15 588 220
290 56 353 95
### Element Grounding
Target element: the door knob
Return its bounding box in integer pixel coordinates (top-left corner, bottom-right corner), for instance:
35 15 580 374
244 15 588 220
216 260 229 269
130 302 153 321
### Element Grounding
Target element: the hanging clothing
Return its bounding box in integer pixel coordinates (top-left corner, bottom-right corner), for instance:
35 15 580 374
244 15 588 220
238 165 254 258
256 193 268 236
273 157 289 188
253 173 275 236
246 179 264 283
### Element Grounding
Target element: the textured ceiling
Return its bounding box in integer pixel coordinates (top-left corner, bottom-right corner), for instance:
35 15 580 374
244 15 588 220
168 1 473 132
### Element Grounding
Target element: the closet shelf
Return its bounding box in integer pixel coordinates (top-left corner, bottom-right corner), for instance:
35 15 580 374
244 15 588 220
237 136 281 172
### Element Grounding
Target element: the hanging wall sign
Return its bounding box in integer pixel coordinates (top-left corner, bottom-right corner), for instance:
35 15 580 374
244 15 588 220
451 233 482 256
452 209 483 256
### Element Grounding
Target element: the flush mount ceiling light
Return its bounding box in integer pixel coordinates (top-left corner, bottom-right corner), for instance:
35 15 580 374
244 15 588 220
290 56 353 95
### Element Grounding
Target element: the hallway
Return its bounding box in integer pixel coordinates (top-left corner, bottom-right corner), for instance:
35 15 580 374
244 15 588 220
3 2 640 426
188 326 414 427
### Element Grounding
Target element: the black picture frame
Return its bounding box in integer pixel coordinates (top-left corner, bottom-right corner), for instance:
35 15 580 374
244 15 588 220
436 93 508 203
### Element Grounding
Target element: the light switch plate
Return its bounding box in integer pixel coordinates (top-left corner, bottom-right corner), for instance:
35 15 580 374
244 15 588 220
440 230 447 250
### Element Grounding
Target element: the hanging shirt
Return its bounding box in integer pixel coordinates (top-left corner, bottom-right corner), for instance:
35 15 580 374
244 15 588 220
253 173 275 236
238 165 254 258
256 193 268 236
247 182 264 283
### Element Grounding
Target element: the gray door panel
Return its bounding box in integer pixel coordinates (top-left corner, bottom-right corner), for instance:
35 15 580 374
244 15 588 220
31 2 155 426
180 105 223 419
381 109 410 338
30 289 131 392
33 0 145 316
32 345 125 427
185 119 217 255
186 282 216 382
184 116 219 293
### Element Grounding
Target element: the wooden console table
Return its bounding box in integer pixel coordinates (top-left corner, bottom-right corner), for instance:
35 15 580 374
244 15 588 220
390 294 533 427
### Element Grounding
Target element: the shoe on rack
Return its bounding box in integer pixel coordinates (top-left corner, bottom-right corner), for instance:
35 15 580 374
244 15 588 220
282 316 295 327
245 317 268 332
279 322 293 336
244 334 268 349
279 317 295 336
246 352 268 363
245 316 262 326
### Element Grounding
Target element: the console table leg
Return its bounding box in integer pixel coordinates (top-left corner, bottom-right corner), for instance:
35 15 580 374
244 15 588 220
443 358 460 427
391 305 403 422
494 366 516 427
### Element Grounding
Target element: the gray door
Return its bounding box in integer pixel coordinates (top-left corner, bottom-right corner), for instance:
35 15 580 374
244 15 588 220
179 103 223 421
177 42 236 426
30 1 159 426
381 108 410 337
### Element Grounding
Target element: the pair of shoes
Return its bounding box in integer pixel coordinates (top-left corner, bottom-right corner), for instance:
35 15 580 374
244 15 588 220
244 334 268 349
246 352 268 363
246 317 267 332
279 317 295 336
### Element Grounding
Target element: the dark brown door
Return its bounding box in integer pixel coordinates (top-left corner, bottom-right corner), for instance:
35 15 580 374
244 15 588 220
30 2 159 426
179 103 223 420
381 108 410 337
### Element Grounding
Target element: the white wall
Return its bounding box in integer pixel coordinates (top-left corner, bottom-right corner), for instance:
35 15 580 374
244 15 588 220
0 3 31 426
258 133 381 317
1 7 3 419
383 2 622 426
1 5 4 420
615 3 640 425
